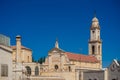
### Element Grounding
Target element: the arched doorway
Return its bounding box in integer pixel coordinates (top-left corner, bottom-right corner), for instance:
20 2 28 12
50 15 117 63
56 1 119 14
35 66 39 76
25 66 31 76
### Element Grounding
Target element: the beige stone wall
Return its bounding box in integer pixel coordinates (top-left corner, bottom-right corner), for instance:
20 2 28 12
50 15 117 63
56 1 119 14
12 50 16 62
12 35 32 63
71 61 101 70
23 62 40 76
41 72 76 80
12 63 27 80
42 49 101 80
0 45 12 80
21 49 32 63
12 49 32 63
30 76 65 80
43 53 101 73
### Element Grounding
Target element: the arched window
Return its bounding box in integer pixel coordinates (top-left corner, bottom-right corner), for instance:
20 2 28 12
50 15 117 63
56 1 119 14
68 66 71 72
35 66 39 76
98 45 100 55
92 45 95 55
25 66 31 75
92 30 95 34
54 65 58 70
27 56 29 62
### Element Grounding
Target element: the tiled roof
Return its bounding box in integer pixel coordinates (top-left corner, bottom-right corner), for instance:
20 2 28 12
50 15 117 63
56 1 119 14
64 52 99 63
11 46 31 51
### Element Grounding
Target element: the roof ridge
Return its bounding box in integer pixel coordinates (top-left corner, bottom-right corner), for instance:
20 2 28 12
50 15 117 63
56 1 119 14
64 52 99 63
11 45 31 51
65 52 89 56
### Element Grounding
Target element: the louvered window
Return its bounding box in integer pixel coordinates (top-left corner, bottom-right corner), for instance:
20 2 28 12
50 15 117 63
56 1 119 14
1 64 8 77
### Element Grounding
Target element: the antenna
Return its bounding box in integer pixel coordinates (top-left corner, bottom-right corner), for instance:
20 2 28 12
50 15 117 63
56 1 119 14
94 10 96 17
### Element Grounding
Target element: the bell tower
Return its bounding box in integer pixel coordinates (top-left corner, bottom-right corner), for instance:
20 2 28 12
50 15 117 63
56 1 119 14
89 16 102 68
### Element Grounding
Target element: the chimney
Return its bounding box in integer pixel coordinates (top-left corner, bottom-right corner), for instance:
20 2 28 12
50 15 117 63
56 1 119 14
16 35 21 63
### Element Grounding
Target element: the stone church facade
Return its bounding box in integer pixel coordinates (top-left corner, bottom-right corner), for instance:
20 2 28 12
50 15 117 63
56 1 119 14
40 16 102 80
11 16 103 80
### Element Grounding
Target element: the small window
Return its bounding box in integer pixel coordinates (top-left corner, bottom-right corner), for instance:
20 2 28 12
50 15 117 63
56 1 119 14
92 31 95 33
1 64 8 77
28 56 29 62
98 45 100 54
92 45 95 55
68 66 71 72
54 65 58 70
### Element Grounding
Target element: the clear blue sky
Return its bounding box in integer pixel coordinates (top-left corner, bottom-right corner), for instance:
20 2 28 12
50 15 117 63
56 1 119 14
0 0 120 67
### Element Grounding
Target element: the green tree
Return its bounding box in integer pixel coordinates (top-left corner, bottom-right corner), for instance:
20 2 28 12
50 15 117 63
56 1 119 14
38 57 43 64
37 56 46 64
43 56 46 63
32 56 36 62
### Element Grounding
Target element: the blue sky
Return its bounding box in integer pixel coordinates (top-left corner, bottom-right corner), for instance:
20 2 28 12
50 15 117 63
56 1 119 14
0 0 120 67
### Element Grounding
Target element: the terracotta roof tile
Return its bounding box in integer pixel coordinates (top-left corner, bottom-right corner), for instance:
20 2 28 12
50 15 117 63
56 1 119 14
64 52 99 63
11 46 31 51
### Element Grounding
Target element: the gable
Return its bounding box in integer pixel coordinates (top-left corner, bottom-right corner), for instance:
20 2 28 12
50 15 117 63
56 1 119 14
48 48 65 55
108 59 120 72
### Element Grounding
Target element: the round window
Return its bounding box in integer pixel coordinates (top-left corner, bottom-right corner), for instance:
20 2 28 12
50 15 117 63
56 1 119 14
54 65 58 70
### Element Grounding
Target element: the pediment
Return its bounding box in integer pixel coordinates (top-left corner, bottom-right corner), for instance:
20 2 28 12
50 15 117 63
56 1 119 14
48 47 65 54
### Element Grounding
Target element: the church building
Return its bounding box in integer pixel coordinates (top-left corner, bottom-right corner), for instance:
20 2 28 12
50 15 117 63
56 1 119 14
10 15 103 80
11 35 40 80
40 16 102 80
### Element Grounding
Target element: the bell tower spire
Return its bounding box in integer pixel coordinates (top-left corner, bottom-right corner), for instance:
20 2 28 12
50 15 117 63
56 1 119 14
89 15 102 68
55 38 59 48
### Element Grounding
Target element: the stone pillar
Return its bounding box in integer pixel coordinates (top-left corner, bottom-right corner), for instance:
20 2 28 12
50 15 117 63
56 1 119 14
104 68 108 80
81 71 83 80
16 35 21 63
75 70 79 80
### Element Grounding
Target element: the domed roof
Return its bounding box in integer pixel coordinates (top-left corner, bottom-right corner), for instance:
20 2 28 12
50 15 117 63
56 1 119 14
91 16 100 29
16 35 21 38
92 17 98 22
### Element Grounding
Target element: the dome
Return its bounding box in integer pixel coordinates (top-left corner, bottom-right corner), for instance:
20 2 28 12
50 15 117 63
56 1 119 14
92 17 98 22
16 35 21 38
